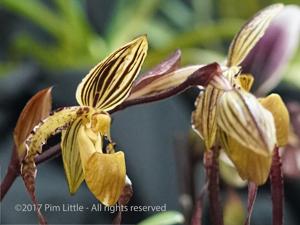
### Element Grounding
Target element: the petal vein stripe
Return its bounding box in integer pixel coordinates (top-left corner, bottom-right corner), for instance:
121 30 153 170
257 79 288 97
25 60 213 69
76 36 148 111
227 4 283 67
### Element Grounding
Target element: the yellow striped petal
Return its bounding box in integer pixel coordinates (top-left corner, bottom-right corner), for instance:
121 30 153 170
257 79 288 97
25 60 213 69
20 106 91 222
192 85 224 149
217 89 276 156
220 131 272 185
227 4 283 67
76 36 148 111
259 94 289 147
23 106 91 170
61 118 85 194
84 152 126 206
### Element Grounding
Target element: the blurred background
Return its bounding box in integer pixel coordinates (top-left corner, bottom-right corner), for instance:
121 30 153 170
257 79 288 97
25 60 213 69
0 0 300 224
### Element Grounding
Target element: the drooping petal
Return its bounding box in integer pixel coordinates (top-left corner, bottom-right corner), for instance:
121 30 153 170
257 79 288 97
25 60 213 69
227 4 283 67
21 106 91 218
127 63 222 101
259 94 289 147
84 152 126 206
220 131 272 185
61 118 85 194
76 36 148 111
14 87 52 160
128 65 202 100
24 106 90 158
192 85 224 149
217 89 276 156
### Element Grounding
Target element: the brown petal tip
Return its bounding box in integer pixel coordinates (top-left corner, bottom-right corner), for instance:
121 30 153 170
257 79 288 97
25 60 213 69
14 87 52 160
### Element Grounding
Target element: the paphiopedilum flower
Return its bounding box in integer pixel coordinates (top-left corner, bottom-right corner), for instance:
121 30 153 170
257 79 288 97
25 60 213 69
21 36 148 208
242 5 300 96
192 4 290 185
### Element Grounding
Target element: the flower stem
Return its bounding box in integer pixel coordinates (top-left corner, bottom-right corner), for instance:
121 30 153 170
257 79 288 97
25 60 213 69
191 182 207 225
0 145 19 200
204 148 223 225
0 144 61 201
244 182 257 225
112 211 122 225
270 147 283 225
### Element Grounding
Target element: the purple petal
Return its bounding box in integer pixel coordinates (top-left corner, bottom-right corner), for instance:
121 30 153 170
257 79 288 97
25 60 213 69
241 5 300 96
131 49 181 93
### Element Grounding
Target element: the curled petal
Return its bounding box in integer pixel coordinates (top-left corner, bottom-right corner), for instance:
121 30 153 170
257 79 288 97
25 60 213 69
192 85 224 149
85 152 126 206
220 131 272 185
227 4 283 67
61 118 85 194
217 89 276 156
259 94 289 147
14 87 52 160
76 35 148 111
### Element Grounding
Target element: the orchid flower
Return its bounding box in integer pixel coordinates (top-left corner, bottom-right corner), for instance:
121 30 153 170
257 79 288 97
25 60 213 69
21 36 148 212
192 4 290 185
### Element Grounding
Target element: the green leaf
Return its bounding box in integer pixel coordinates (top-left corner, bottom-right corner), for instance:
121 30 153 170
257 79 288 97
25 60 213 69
107 0 161 48
138 211 184 225
0 0 63 37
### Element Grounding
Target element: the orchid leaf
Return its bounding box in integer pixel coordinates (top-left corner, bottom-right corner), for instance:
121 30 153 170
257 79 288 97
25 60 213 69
138 211 184 225
0 0 63 37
